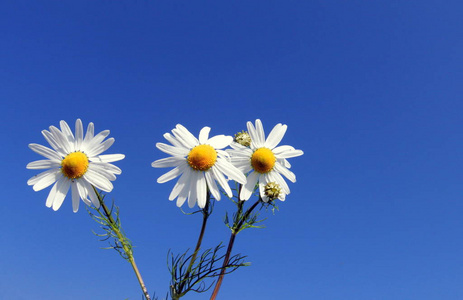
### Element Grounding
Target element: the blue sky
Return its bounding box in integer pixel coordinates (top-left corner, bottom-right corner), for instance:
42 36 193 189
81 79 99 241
1 1 463 299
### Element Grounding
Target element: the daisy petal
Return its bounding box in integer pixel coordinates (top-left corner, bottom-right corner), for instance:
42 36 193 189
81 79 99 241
152 156 184 168
83 130 110 153
196 174 207 208
27 160 61 170
84 169 113 192
199 127 211 144
270 145 293 154
76 179 91 206
82 122 95 150
211 166 232 198
157 166 183 183
254 119 266 147
45 182 59 208
89 164 117 181
176 170 192 202
169 166 190 200
49 126 72 154
215 160 246 184
217 149 230 160
261 172 271 186
60 120 75 145
171 130 191 149
276 149 304 159
163 133 184 148
92 162 122 176
41 130 61 153
207 135 233 149
205 171 221 201
240 171 259 201
86 138 115 157
274 163 296 182
247 121 258 148
28 168 59 186
94 154 125 163
280 158 291 168
75 119 84 150
71 181 80 213
52 178 71 211
32 170 61 191
187 171 199 208
233 161 253 173
86 182 100 208
156 143 189 157
176 192 188 207
265 124 287 149
175 124 199 148
28 144 62 161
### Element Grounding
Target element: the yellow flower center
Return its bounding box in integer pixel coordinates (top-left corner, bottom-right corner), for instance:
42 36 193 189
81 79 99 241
187 144 217 171
61 151 89 179
251 148 276 174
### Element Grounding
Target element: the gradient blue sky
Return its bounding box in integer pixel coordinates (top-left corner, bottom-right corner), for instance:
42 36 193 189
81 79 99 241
2 1 463 299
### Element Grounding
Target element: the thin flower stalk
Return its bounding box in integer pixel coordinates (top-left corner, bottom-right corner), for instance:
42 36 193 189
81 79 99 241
93 187 151 300
171 192 211 299
210 197 261 300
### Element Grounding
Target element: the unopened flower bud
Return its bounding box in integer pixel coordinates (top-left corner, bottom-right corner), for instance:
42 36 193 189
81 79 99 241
234 130 251 147
264 182 281 201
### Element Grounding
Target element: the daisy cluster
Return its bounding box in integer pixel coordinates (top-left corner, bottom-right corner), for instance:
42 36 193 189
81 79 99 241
27 119 303 211
152 119 303 208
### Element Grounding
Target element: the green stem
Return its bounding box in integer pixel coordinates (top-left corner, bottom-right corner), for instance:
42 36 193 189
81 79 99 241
93 187 151 300
209 198 260 300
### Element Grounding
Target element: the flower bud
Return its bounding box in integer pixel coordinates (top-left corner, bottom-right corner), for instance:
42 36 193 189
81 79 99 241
234 131 251 147
264 182 281 201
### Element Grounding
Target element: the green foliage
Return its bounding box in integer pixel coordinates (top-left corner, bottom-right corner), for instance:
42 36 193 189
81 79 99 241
168 244 249 299
224 182 278 234
86 192 133 261
224 205 266 234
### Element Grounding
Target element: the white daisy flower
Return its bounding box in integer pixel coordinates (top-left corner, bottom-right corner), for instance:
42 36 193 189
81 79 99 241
228 119 303 202
152 124 246 209
27 119 125 212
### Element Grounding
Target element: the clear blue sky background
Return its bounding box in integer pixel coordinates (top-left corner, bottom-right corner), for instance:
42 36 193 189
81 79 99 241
1 1 463 299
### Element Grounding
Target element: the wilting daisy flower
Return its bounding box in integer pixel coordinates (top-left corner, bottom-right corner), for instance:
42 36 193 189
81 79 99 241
27 119 125 212
228 119 303 202
152 124 246 209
